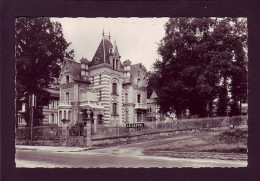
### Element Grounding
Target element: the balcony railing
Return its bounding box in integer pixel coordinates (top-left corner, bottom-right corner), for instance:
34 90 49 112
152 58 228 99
80 100 103 108
134 103 148 110
58 101 72 107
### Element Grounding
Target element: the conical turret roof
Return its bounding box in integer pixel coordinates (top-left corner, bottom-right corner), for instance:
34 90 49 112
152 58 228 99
90 35 113 66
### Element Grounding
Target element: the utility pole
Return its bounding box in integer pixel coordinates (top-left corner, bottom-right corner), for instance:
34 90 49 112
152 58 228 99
30 94 36 145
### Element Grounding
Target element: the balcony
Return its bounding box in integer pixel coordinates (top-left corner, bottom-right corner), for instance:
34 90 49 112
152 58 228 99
134 103 148 110
80 100 104 109
57 101 72 108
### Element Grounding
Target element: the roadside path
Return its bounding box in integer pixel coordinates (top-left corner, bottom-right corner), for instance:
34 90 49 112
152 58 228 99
16 135 247 168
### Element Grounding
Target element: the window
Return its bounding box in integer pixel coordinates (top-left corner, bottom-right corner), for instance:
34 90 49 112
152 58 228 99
149 106 152 113
81 64 85 69
113 103 117 115
99 90 102 101
66 92 69 102
54 101 57 109
113 59 115 69
137 78 140 86
92 76 94 84
59 111 62 121
51 114 54 124
66 76 69 83
49 102 52 109
112 83 117 94
137 94 141 103
125 93 128 103
137 112 141 122
81 71 86 76
22 103 26 112
116 60 119 70
125 110 128 122
99 75 102 84
68 111 71 120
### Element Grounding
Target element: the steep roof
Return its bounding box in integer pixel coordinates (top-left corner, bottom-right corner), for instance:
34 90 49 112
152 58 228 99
64 59 90 83
149 91 158 99
130 63 147 81
90 36 113 66
46 88 59 98
147 91 157 103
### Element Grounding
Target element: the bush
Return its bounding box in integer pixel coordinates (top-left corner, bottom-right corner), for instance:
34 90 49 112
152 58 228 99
69 122 84 136
218 129 248 144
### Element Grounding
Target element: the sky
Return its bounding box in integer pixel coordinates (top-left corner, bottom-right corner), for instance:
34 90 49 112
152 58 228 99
51 18 169 71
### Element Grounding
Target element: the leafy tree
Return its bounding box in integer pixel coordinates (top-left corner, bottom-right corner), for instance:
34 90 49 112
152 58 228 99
15 17 74 127
152 17 247 118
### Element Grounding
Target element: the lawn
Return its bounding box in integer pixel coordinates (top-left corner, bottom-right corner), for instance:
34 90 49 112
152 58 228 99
143 128 248 161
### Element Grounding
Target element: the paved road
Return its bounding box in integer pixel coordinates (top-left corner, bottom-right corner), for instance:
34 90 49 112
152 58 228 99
16 136 247 168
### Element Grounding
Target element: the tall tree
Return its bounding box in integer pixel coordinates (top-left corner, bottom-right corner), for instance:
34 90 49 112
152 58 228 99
152 17 247 118
15 17 74 127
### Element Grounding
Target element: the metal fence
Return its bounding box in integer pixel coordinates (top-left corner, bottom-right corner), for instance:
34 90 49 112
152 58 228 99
92 115 248 139
16 116 247 141
16 126 63 140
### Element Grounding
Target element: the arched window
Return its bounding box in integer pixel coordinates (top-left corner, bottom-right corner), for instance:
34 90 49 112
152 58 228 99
66 92 69 102
112 83 117 94
137 94 141 104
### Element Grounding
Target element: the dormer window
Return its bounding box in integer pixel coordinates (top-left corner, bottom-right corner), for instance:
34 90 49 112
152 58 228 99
66 76 69 83
81 64 85 69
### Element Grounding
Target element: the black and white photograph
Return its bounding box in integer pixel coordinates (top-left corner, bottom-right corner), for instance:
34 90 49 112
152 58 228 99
15 17 248 168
